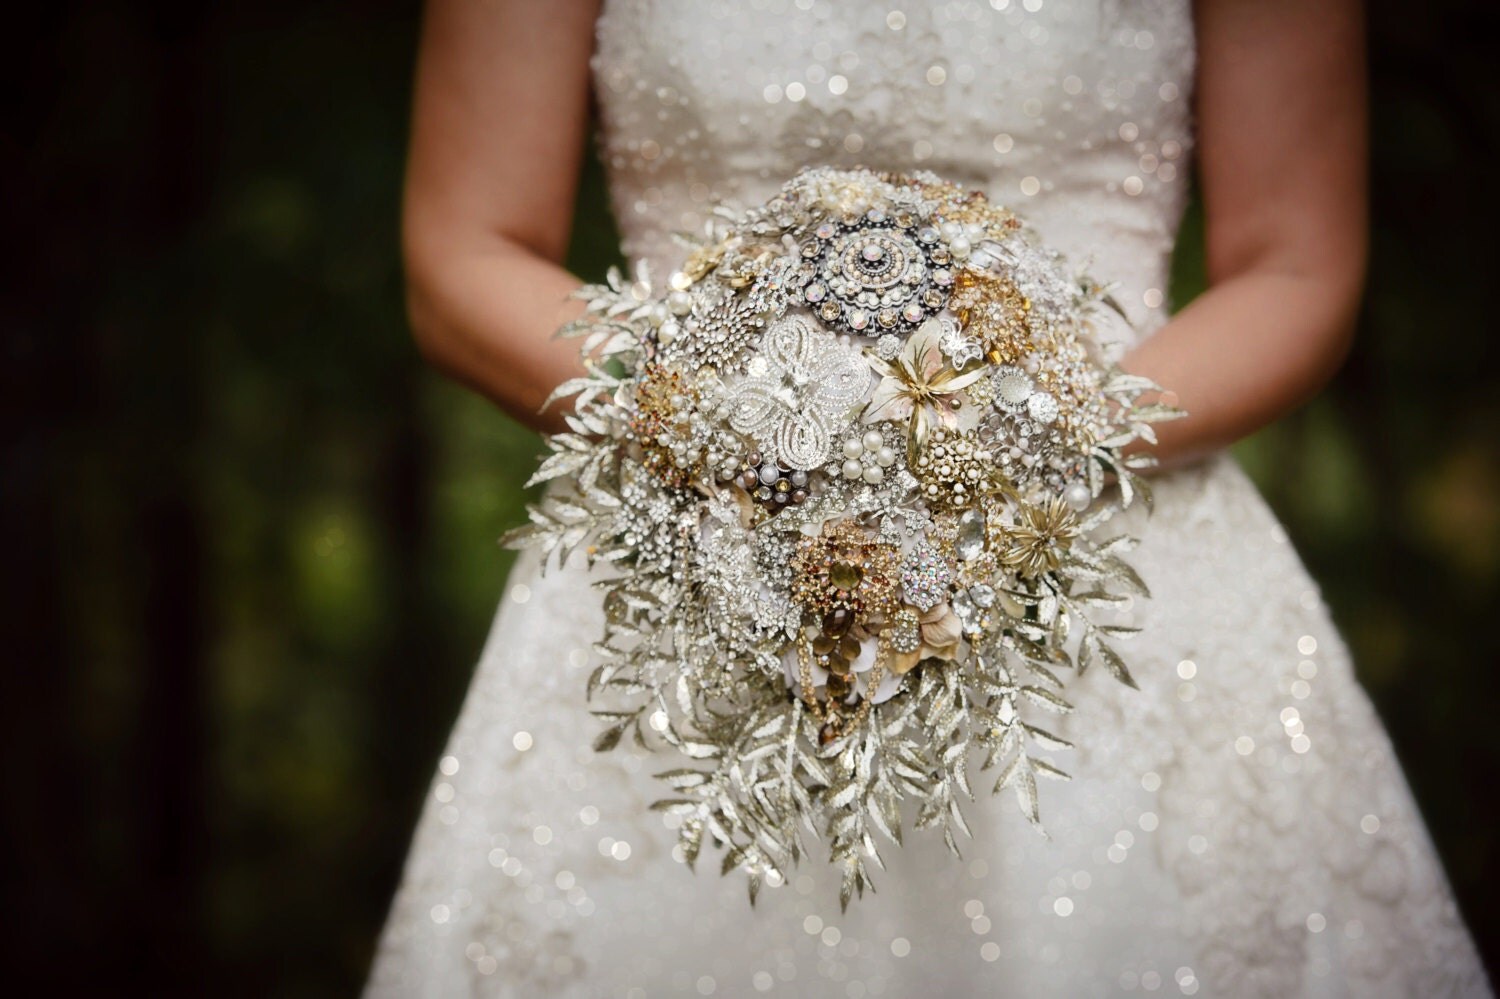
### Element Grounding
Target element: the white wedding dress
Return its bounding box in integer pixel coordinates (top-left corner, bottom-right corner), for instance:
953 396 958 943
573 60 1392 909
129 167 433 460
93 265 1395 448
368 2 1490 995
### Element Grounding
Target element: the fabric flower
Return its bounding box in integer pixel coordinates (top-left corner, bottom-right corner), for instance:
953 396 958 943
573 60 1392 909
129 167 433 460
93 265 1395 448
861 317 986 448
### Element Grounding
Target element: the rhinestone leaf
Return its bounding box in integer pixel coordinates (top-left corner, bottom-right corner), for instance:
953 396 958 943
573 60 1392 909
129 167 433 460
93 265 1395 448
901 540 954 611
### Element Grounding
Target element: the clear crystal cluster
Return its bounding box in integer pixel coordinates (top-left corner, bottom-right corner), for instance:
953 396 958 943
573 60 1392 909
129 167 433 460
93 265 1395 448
504 167 1180 908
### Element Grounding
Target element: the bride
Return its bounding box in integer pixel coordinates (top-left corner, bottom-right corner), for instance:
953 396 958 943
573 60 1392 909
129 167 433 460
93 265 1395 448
369 1 1490 995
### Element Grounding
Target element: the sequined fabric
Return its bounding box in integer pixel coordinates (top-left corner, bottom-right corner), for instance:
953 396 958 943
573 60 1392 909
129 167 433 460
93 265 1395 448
367 2 1491 995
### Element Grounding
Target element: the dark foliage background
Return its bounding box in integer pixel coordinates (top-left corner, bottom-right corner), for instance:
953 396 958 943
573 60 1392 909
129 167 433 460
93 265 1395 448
6 1 1496 994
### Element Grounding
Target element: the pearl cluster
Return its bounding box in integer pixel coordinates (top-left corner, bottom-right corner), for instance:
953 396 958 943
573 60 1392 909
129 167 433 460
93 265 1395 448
839 428 898 484
936 219 989 263
911 427 994 508
718 450 812 508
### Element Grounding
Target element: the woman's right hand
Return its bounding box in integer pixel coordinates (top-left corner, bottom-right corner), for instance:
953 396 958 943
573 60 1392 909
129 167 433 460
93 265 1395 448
402 0 603 433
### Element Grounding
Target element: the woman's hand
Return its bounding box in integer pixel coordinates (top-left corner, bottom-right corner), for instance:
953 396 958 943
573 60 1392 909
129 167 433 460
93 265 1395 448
402 0 602 433
1122 0 1368 471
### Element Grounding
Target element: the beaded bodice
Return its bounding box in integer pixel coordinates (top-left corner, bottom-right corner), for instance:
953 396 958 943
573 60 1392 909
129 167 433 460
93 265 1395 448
591 0 1195 345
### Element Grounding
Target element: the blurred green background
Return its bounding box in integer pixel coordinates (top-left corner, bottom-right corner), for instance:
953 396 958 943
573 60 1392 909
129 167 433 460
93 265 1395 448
6 0 1496 994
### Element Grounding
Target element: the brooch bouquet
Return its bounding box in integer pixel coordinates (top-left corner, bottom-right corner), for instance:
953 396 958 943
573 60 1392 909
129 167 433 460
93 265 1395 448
504 167 1178 906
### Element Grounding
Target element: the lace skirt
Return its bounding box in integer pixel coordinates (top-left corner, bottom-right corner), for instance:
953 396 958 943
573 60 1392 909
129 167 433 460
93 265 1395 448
366 450 1490 998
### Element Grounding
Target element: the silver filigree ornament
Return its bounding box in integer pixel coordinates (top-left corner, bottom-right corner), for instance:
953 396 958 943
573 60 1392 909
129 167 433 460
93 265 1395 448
721 314 871 470
937 316 985 368
797 210 953 338
744 253 799 319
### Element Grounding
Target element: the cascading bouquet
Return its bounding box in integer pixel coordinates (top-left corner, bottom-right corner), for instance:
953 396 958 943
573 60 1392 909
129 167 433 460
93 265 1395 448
504 166 1179 907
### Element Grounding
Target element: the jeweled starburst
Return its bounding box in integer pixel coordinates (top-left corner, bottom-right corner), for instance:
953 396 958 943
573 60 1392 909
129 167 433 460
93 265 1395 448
999 496 1081 577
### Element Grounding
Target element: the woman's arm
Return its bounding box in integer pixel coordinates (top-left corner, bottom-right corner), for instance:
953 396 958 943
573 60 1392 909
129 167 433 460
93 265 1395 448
1122 0 1368 469
403 0 602 433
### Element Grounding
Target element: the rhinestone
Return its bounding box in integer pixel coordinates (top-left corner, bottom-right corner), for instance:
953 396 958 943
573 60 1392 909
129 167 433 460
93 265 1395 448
956 509 986 560
1027 391 1059 424
994 366 1034 409
829 561 863 590
890 609 922 653
901 541 953 611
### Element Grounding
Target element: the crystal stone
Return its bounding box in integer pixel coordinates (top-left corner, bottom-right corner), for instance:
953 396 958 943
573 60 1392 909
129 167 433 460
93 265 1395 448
956 509 987 561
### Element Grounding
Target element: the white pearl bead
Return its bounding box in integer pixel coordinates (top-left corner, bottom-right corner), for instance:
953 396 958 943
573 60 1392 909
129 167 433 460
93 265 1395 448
862 430 884 452
843 438 865 459
949 236 971 259
862 465 884 485
667 290 693 316
876 447 896 467
1065 482 1092 511
842 459 864 480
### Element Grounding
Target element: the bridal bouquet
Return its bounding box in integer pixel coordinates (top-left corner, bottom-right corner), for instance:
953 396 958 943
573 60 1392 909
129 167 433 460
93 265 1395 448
505 166 1178 906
